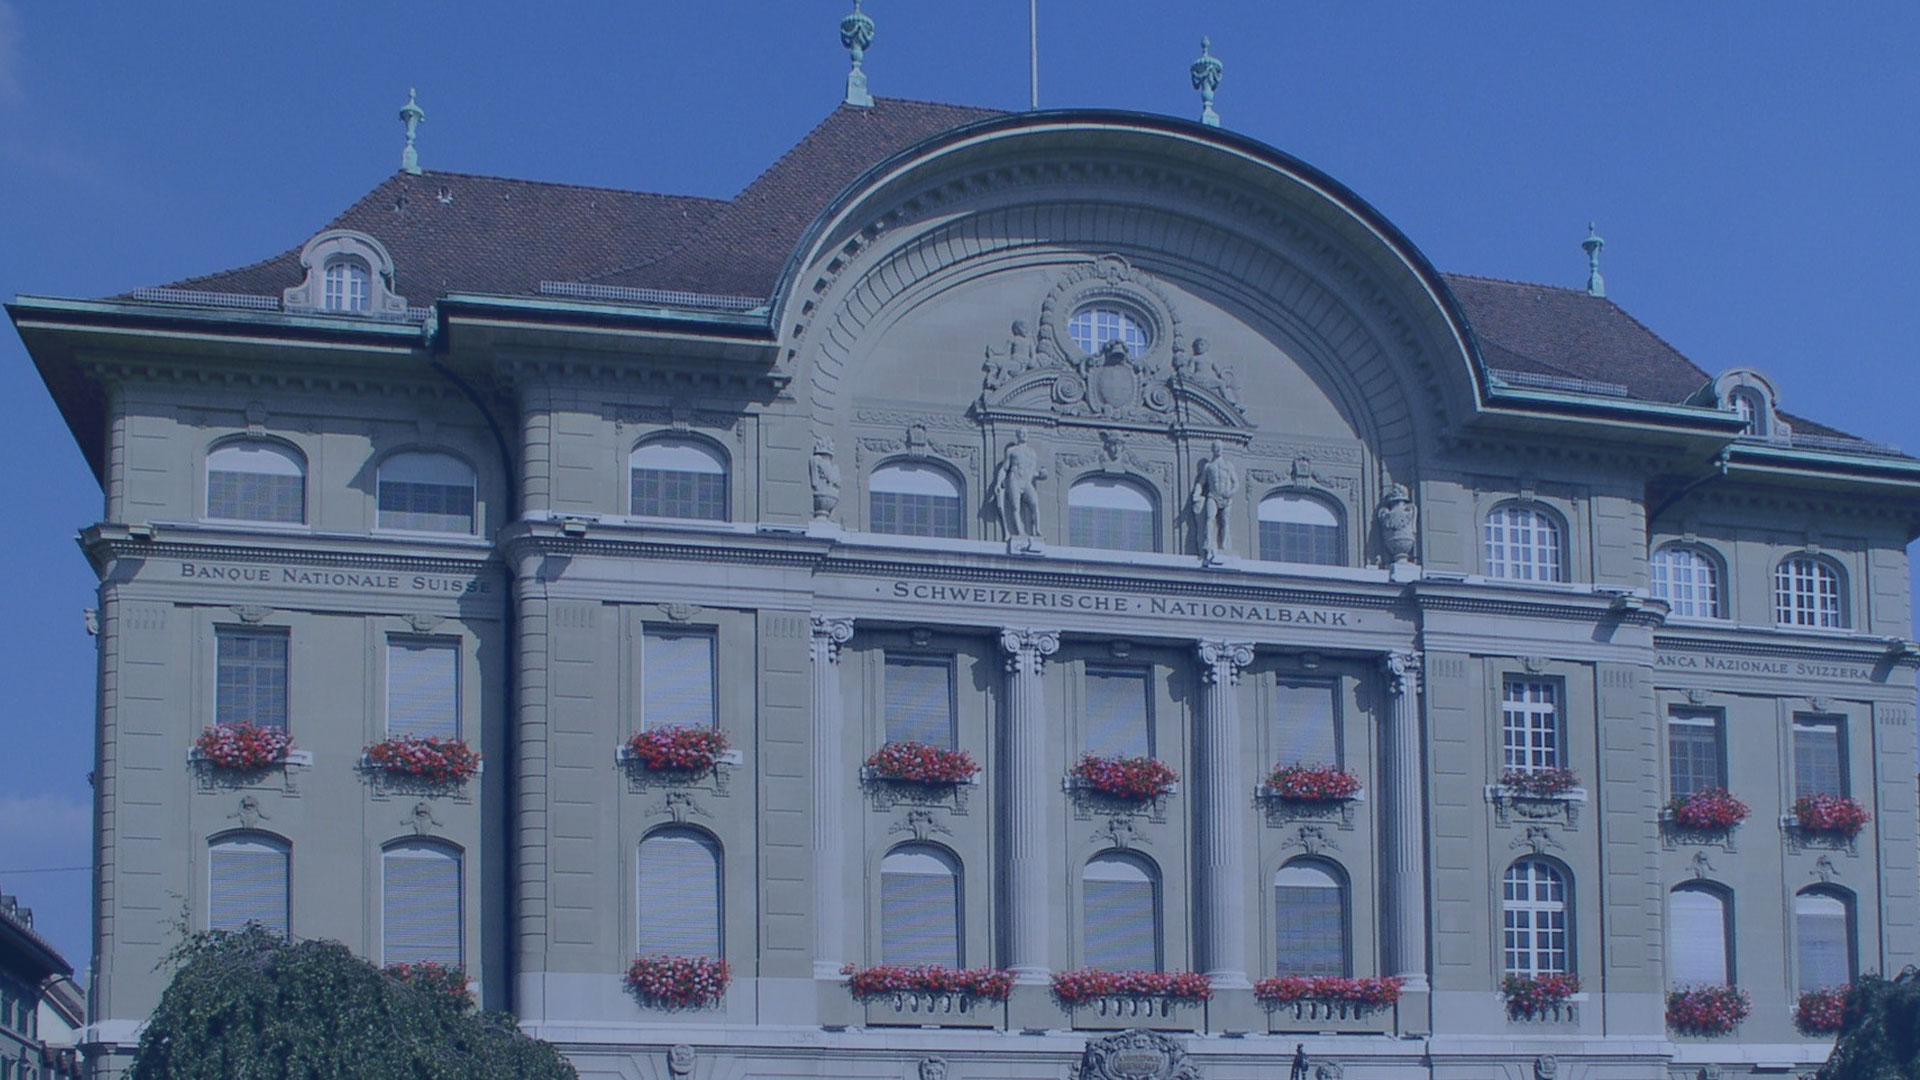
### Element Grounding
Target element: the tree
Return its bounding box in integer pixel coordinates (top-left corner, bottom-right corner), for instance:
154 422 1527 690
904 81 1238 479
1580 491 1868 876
1818 969 1920 1080
131 927 577 1080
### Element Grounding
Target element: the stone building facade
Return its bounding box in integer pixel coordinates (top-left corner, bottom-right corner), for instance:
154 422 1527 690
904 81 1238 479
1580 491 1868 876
10 97 1920 1079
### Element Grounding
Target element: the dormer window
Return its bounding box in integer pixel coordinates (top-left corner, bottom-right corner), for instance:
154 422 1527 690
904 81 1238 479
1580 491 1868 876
1729 387 1764 436
323 258 371 313
1706 368 1789 443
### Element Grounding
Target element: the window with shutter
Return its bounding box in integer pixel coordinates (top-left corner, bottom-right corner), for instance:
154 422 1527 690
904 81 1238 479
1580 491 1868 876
1068 477 1157 552
1083 666 1152 760
208 835 289 936
884 655 956 748
879 845 961 967
631 438 728 520
1668 885 1730 985
216 627 289 730
1257 493 1343 565
1793 715 1847 798
1273 679 1339 766
377 452 476 533
869 462 965 538
1795 889 1853 993
1083 853 1160 972
206 442 306 524
642 629 717 730
387 638 458 739
637 828 722 957
1274 860 1348 976
1666 709 1724 799
382 842 462 966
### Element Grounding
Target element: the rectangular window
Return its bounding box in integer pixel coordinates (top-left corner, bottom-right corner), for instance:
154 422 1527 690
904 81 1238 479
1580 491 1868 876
642 628 716 729
1501 679 1560 773
1273 679 1339 766
387 638 459 740
1667 709 1725 798
216 627 289 730
884 654 956 747
1793 714 1847 798
378 480 475 533
1084 665 1152 759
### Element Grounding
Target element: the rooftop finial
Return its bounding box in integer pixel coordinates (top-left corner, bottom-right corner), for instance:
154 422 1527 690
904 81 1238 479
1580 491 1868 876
841 0 876 108
399 88 426 175
1582 221 1606 298
1191 37 1223 127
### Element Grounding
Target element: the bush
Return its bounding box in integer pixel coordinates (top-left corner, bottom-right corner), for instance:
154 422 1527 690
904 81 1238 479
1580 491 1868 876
130 926 576 1080
1816 970 1920 1080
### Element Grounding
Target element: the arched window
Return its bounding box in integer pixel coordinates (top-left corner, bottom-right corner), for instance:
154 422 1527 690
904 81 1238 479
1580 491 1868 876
377 452 476 533
1729 387 1765 436
1651 544 1723 619
1502 859 1570 976
637 827 722 957
879 845 961 968
1668 884 1731 986
1258 492 1344 565
382 841 462 967
1484 503 1564 582
1774 555 1845 628
1795 888 1854 994
869 461 964 539
1068 305 1149 357
1068 476 1157 552
1274 859 1348 977
206 442 306 524
323 257 371 313
209 834 289 936
630 437 728 521
1083 852 1160 972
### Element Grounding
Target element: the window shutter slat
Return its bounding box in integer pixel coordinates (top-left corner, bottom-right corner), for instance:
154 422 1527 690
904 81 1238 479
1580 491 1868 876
1084 669 1150 759
885 657 955 747
387 640 458 739
383 847 462 966
210 840 288 936
1274 681 1338 766
881 869 959 967
1669 889 1727 985
1084 879 1157 971
643 631 716 730
638 831 721 956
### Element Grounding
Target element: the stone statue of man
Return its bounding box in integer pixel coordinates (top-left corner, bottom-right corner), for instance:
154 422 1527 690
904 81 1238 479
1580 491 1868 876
1189 439 1239 559
988 427 1045 537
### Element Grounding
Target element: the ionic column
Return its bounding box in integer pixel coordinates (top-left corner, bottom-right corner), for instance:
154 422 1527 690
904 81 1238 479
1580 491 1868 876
1380 651 1430 991
1000 627 1059 983
1196 641 1255 989
810 615 854 979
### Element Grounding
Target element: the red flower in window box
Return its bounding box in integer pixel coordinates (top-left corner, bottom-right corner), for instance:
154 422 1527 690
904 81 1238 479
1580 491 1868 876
1070 755 1178 802
1499 768 1581 798
863 742 980 785
624 726 731 772
1050 969 1212 1005
1500 972 1580 1017
1265 764 1363 803
1665 984 1751 1035
1253 975 1403 1010
364 736 481 784
1666 788 1751 831
386 962 473 1008
1792 794 1871 838
1795 986 1848 1035
840 964 1014 1001
624 954 730 1009
194 722 293 771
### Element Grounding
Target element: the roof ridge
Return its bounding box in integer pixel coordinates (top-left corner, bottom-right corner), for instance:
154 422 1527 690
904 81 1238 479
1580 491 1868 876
1443 270 1587 294
869 93 1009 115
413 168 729 205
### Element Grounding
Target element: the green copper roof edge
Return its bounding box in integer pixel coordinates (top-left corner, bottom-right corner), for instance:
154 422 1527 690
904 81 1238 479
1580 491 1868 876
1724 443 1920 479
8 294 429 342
1481 386 1745 429
436 293 774 334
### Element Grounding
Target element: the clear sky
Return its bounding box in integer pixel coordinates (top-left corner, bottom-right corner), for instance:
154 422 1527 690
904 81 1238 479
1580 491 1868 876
2 2 1915 979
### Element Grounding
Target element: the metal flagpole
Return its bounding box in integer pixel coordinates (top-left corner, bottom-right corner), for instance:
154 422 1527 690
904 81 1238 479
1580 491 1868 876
1029 0 1039 109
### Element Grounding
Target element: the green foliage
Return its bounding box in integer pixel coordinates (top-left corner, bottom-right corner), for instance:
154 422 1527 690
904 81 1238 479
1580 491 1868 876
131 927 577 1080
1818 969 1920 1080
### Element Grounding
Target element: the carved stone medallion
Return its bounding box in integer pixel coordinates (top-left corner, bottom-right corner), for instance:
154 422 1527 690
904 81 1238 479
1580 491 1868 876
1078 1029 1199 1080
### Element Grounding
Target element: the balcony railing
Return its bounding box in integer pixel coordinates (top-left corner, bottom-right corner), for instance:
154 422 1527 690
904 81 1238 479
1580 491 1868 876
862 991 1001 1028
1266 999 1395 1034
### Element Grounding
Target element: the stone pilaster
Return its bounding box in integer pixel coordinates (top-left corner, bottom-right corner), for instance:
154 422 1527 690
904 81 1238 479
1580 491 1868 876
999 627 1059 984
1381 651 1431 1032
809 615 854 982
1195 640 1255 989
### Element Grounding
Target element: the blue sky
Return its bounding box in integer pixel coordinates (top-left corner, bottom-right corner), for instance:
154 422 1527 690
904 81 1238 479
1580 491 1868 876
2 2 1916 978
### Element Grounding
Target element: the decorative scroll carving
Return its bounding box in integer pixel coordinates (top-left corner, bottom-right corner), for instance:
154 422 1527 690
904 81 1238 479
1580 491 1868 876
1000 628 1060 675
1197 640 1255 685
1280 824 1339 855
1076 1029 1199 1080
810 615 855 664
1381 652 1423 697
229 605 273 625
403 613 444 634
658 603 702 624
667 1044 695 1076
1511 826 1563 855
230 795 268 829
889 809 953 842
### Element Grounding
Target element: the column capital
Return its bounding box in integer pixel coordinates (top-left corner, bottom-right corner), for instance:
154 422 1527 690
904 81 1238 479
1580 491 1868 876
809 614 855 663
999 628 1060 674
1196 640 1256 684
1381 650 1423 697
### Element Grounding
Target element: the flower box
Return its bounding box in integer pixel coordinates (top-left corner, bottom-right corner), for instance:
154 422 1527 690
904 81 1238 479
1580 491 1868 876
862 742 980 785
1501 972 1580 1019
192 722 295 771
625 954 730 1009
1051 969 1211 1006
1665 789 1751 831
1498 768 1582 798
1666 984 1751 1035
1263 764 1363 803
386 961 473 1007
363 736 482 784
1790 794 1871 838
1795 986 1847 1035
1253 975 1402 1011
1068 756 1179 802
842 964 1013 1002
622 726 733 773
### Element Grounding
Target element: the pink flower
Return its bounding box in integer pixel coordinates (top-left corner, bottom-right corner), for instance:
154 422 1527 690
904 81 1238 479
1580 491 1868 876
840 964 1014 1001
863 742 980 785
1070 755 1178 802
1253 975 1403 1009
364 736 481 784
1265 764 1363 803
194 723 293 771
386 961 473 1007
625 726 730 772
1500 972 1580 1017
1666 789 1751 831
1499 768 1581 798
1792 794 1871 837
1795 986 1848 1034
1666 984 1751 1035
1050 969 1211 1005
624 955 730 1009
